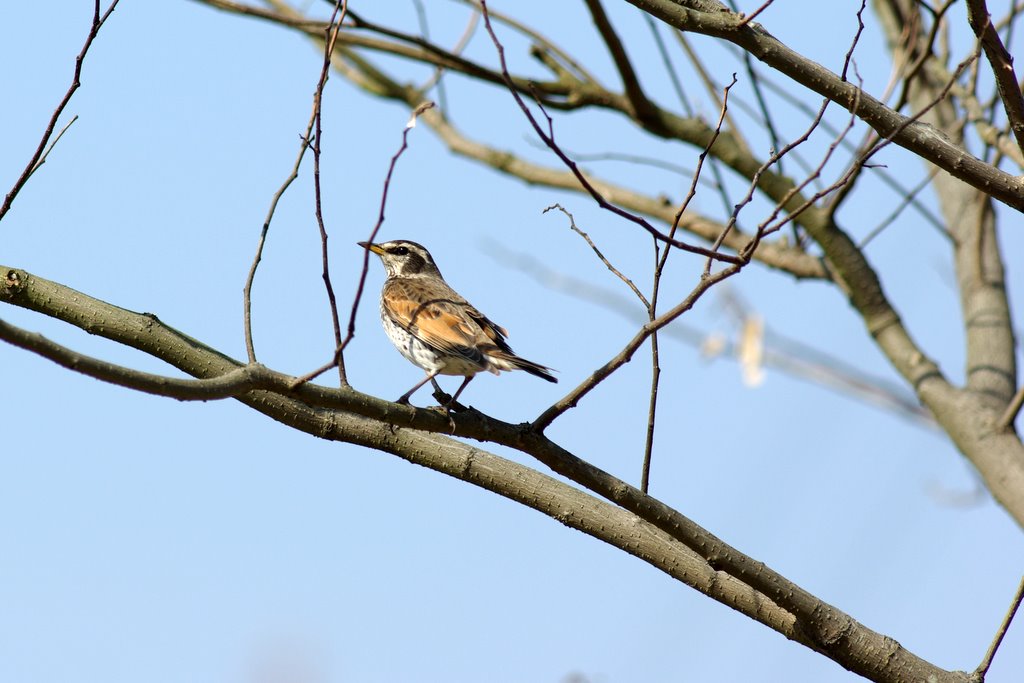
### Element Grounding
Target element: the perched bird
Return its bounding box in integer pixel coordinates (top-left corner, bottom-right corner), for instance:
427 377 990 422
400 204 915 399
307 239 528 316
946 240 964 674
359 239 557 406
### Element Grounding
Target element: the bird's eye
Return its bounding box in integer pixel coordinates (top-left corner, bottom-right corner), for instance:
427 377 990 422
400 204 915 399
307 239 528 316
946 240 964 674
392 246 409 256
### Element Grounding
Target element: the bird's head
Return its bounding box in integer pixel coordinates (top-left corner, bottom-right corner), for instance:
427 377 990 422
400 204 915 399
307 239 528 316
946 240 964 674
358 240 442 279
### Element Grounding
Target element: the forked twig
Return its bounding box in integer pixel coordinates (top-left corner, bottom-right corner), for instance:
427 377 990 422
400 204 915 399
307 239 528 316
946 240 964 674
532 261 743 432
243 0 348 376
291 101 435 388
476 2 756 434
644 75 736 491
478 1 741 265
0 1 119 224
312 1 350 386
546 204 649 308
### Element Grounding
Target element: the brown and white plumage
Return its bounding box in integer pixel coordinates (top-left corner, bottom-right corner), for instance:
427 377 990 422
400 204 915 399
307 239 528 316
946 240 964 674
359 239 556 406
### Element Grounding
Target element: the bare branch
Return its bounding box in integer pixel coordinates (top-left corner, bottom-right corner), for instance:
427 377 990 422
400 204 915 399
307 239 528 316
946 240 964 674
0 314 276 401
0 0 120 223
293 101 435 389
479 2 740 264
966 0 1024 154
25 116 79 180
311 1 349 385
584 0 657 121
532 262 741 431
485 243 934 426
642 72 738 492
244 112 318 363
736 0 774 28
996 384 1024 432
546 204 649 308
974 573 1024 680
0 264 965 683
626 0 1024 213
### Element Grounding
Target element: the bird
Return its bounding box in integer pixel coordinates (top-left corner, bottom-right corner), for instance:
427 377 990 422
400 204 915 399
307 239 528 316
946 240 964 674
359 239 557 407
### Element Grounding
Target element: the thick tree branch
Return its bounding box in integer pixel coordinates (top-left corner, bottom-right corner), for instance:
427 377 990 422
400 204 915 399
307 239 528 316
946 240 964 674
0 264 968 683
227 0 1024 526
584 0 659 122
874 0 1018 406
625 0 1024 213
872 0 1024 526
191 0 842 280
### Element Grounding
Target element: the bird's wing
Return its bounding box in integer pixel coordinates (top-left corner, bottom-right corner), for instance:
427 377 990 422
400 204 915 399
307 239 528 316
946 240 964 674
462 305 513 353
382 278 494 358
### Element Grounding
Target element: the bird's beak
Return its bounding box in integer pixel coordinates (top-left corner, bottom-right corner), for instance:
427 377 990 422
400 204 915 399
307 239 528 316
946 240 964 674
358 241 385 255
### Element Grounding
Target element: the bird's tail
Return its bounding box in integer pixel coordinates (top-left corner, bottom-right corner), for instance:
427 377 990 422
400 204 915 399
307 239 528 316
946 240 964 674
490 352 557 383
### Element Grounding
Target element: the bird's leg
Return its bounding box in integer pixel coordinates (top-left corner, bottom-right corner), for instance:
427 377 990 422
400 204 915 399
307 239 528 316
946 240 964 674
446 375 474 410
429 377 452 406
397 370 440 404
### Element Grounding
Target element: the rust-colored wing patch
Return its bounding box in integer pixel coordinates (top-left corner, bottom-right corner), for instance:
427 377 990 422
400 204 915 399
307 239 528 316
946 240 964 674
383 279 487 357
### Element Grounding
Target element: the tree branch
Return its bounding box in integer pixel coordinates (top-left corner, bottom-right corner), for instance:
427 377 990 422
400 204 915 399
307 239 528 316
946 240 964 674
626 0 1024 213
584 0 658 122
965 0 1024 155
0 0 120 223
192 0 841 280
0 263 967 683
871 0 1024 527
974 572 1024 680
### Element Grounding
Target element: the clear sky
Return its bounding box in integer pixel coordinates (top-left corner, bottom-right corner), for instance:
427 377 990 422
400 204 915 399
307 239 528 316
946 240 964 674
2 2 1023 682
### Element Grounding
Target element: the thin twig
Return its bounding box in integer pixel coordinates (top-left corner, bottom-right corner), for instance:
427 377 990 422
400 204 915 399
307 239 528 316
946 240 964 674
819 46 983 233
485 241 933 425
974 573 1024 680
546 204 649 307
478 1 741 265
673 30 752 158
584 0 656 121
644 75 736 490
858 168 941 249
0 0 119 223
291 101 436 389
639 75 735 491
311 1 349 386
693 75 738 275
453 0 600 84
723 0 784 172
26 116 79 181
532 263 742 432
759 98 857 238
418 8 479 101
523 141 704 179
736 0 774 29
996 384 1024 431
640 324 661 493
244 113 318 362
648 20 734 217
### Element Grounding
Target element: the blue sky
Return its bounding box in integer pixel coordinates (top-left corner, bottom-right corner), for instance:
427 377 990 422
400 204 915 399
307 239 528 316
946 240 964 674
2 1 1023 681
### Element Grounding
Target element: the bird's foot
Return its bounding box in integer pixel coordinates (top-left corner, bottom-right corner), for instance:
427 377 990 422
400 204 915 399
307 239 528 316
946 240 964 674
430 387 468 413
